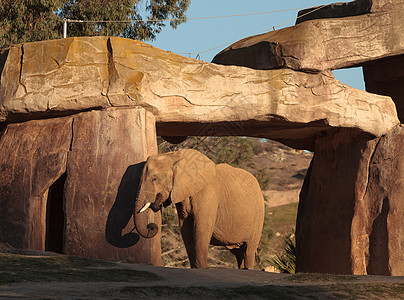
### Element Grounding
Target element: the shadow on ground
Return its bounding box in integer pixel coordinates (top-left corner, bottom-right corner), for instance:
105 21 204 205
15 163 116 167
0 251 403 299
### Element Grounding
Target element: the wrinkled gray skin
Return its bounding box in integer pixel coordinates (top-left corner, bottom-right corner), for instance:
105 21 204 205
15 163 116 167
135 149 265 269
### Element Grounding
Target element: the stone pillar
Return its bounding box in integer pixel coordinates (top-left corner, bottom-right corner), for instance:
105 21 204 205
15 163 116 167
363 55 404 122
0 107 160 265
296 127 404 275
64 107 160 263
354 125 404 276
0 117 72 250
296 129 375 274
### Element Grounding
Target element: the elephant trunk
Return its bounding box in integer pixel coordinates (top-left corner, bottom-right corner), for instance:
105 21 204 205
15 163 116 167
134 187 159 239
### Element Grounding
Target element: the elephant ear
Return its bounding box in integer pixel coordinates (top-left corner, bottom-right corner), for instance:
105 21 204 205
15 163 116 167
171 149 216 204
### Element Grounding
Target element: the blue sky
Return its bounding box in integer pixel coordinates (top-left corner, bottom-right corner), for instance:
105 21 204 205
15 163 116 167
149 0 365 90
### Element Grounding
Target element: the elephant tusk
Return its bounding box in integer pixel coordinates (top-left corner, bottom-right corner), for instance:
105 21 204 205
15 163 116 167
138 202 151 213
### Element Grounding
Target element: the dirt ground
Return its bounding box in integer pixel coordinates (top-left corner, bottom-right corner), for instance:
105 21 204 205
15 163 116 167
1 251 403 299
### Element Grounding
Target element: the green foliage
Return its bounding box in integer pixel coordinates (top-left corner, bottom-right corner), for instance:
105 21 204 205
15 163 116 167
0 0 65 48
264 202 298 259
0 0 190 48
256 205 275 269
60 0 190 41
158 136 257 167
254 168 271 190
268 231 296 274
206 137 255 167
158 136 274 191
161 204 177 225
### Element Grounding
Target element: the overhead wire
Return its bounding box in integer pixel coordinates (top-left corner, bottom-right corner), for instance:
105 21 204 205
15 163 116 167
65 6 319 24
64 4 330 59
174 3 330 58
272 3 330 30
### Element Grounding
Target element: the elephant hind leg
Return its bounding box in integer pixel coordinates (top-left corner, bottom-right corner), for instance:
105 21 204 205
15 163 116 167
244 245 256 269
244 237 261 269
229 244 247 269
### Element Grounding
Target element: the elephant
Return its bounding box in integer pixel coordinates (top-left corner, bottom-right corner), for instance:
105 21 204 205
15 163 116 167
135 149 265 269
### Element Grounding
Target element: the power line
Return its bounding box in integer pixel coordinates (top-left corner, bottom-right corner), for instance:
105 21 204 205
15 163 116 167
64 6 316 24
63 4 329 59
176 4 329 59
272 3 329 30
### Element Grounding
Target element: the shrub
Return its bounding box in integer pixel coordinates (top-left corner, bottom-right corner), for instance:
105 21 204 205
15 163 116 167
158 136 257 167
268 231 296 274
256 205 275 269
254 168 271 190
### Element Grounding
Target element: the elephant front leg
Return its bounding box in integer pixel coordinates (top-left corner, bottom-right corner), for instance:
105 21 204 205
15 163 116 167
180 213 212 268
176 203 197 268
193 208 216 268
178 216 197 268
193 223 212 269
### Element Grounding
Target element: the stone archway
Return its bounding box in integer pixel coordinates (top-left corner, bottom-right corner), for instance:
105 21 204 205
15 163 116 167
0 0 403 275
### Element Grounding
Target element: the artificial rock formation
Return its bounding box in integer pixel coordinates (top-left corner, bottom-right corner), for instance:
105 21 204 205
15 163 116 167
297 127 404 276
213 1 404 72
363 55 404 122
296 0 404 24
356 126 404 276
212 0 404 275
0 37 398 150
0 0 403 272
0 107 160 263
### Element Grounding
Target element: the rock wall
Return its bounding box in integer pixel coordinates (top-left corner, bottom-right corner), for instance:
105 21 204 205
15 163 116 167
0 107 160 263
295 0 404 24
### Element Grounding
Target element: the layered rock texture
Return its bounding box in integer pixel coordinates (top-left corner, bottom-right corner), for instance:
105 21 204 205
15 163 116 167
213 0 403 275
213 0 404 73
0 0 403 274
0 36 398 150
